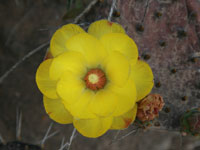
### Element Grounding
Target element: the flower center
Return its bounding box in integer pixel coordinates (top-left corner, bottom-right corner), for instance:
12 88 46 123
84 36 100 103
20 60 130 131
84 68 106 91
88 74 99 84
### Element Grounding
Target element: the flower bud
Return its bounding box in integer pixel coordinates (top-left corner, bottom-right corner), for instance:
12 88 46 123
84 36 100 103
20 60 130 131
136 94 164 122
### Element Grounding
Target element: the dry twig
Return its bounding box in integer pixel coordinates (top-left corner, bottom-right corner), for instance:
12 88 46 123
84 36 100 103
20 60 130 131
108 0 117 21
73 0 99 24
40 122 59 148
0 41 49 84
58 128 76 150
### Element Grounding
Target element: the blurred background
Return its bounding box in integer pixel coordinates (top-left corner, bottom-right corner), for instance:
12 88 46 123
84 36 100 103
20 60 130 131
0 0 200 149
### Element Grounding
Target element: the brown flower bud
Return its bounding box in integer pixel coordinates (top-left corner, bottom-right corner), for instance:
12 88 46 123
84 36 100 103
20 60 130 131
136 94 164 122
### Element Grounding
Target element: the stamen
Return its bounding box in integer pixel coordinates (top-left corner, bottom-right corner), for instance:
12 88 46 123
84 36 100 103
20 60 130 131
84 68 106 91
88 74 99 84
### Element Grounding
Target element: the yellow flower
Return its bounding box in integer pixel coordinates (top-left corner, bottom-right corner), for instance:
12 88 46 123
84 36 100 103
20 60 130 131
36 20 154 138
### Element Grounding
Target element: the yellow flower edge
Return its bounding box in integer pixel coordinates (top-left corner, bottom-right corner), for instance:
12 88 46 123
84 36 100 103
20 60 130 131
50 24 85 57
43 96 73 124
35 59 58 99
73 116 113 138
130 60 154 101
88 19 125 39
35 19 154 138
111 104 138 130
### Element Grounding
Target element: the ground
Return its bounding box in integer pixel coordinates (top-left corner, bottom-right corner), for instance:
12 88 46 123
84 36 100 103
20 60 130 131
0 0 200 150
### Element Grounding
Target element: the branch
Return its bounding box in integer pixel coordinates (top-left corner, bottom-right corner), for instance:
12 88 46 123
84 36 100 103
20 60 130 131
0 134 6 145
0 41 49 84
73 0 98 24
58 128 76 150
40 122 59 148
16 108 22 140
5 9 33 46
109 128 139 145
108 0 117 21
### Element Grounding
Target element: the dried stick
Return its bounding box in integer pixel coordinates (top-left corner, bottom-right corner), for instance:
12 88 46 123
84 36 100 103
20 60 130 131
0 134 6 144
73 0 98 24
16 108 22 140
0 41 49 84
5 9 33 46
0 0 101 84
58 128 76 150
108 0 117 21
59 137 65 150
66 128 76 150
109 128 139 145
40 122 59 148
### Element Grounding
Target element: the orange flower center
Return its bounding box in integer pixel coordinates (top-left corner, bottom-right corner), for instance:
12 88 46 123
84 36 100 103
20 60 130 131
84 68 106 91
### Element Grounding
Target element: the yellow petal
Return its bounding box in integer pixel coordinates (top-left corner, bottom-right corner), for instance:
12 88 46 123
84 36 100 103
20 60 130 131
73 116 113 138
49 51 87 80
50 24 85 57
43 96 73 124
130 60 154 101
111 104 137 130
88 19 125 39
102 51 130 86
64 90 96 119
66 33 107 68
100 33 138 65
89 88 117 117
36 59 58 99
57 70 85 105
108 78 137 117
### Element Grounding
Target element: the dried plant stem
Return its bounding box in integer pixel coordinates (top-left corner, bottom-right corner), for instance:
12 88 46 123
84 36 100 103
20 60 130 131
67 128 76 150
0 134 5 144
40 122 59 148
58 128 76 150
59 137 65 150
113 130 121 140
73 0 98 24
5 9 33 46
116 128 138 141
108 0 117 21
109 128 139 145
0 0 100 84
0 41 49 84
16 109 22 140
41 122 53 147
